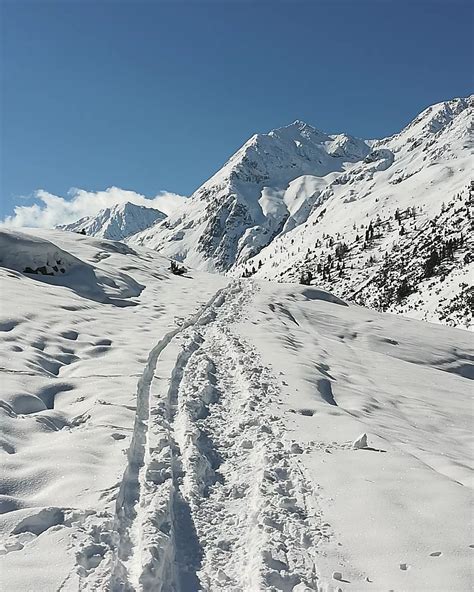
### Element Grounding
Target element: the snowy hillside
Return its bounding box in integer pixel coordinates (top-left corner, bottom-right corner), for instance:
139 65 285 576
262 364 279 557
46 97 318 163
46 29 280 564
243 97 473 328
1 229 473 591
129 122 370 271
57 202 166 241
249 182 474 329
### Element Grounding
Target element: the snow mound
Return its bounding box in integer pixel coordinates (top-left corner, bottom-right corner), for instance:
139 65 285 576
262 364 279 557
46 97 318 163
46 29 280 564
299 287 348 306
0 229 79 276
0 229 143 305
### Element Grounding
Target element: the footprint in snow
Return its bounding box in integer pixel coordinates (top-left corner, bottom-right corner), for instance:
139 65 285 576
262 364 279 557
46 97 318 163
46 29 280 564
295 408 316 416
332 570 350 583
111 433 126 440
399 562 409 570
289 442 303 454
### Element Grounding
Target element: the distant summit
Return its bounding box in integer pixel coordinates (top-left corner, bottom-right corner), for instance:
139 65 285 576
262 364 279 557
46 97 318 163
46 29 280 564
57 202 166 241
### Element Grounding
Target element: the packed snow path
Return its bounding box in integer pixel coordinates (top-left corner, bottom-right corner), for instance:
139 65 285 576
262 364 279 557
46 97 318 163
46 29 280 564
76 280 320 591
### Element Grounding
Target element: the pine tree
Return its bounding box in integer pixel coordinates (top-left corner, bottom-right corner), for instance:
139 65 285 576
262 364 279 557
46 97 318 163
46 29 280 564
396 278 412 302
424 249 439 277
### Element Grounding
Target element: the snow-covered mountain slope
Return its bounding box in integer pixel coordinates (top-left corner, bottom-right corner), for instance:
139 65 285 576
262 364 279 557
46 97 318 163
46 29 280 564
128 95 472 328
129 122 370 271
250 182 474 328
237 96 474 328
1 229 473 591
57 202 166 240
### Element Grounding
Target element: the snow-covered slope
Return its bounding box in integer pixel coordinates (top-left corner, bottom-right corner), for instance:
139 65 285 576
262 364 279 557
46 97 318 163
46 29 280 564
58 202 166 240
1 228 473 591
244 96 473 328
129 122 370 271
128 96 472 328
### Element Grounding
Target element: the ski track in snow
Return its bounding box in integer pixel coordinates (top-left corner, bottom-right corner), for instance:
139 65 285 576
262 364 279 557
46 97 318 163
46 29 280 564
76 279 322 591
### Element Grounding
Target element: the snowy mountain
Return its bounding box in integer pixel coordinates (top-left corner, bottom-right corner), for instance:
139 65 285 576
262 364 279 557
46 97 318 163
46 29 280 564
129 95 473 328
1 228 472 591
57 202 166 241
129 122 370 270
243 96 473 328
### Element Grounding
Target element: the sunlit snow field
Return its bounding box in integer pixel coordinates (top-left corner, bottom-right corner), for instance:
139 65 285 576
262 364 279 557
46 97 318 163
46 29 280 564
0 229 472 591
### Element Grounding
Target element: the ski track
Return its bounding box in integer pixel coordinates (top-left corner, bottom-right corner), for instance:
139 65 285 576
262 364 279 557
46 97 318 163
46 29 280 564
74 279 324 592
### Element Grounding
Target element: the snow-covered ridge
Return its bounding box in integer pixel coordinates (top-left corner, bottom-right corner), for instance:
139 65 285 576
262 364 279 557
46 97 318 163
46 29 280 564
127 95 473 328
57 202 166 241
129 96 472 289
379 95 472 148
129 120 371 271
241 97 473 329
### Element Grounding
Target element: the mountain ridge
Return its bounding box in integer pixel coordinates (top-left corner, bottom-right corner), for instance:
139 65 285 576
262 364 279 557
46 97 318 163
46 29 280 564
130 115 373 270
128 94 473 328
54 95 472 327
57 201 166 241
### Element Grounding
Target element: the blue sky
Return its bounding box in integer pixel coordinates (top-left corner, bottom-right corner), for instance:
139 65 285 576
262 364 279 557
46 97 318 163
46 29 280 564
1 0 473 222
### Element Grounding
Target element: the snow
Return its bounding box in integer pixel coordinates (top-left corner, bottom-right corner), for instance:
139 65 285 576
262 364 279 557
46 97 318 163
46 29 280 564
125 95 473 329
129 121 370 272
1 228 472 591
0 229 80 276
241 96 474 329
0 229 144 304
236 280 473 590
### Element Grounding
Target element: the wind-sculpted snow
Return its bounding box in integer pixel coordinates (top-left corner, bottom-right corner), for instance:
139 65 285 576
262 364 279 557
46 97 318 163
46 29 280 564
0 229 144 305
1 229 473 591
0 229 80 276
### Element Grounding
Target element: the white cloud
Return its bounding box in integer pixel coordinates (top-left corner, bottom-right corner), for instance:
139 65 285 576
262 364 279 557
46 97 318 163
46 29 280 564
1 187 188 228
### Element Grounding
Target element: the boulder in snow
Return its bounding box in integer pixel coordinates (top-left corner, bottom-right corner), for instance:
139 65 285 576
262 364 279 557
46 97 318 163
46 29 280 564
352 433 368 449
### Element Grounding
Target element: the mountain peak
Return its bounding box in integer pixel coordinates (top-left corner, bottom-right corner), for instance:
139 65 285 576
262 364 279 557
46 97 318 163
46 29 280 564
289 119 313 130
381 94 473 149
130 93 470 310
57 201 166 241
269 119 322 138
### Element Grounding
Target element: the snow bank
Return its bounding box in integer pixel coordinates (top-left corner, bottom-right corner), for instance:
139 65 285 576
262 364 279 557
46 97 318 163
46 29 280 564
0 229 79 276
0 229 144 304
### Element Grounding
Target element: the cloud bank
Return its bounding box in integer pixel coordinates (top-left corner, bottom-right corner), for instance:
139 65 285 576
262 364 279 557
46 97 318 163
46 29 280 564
1 187 187 228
